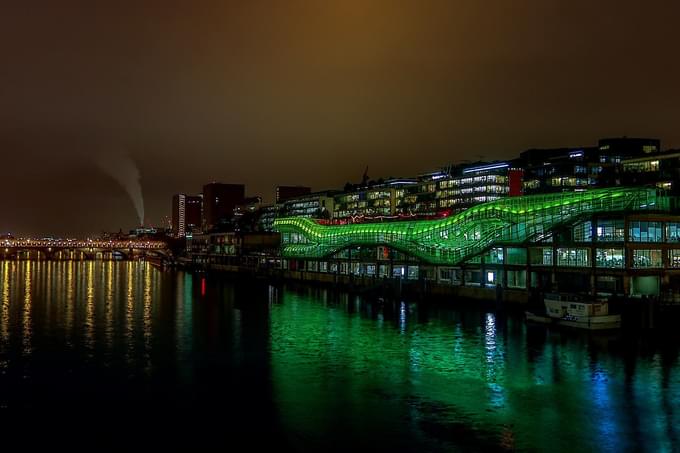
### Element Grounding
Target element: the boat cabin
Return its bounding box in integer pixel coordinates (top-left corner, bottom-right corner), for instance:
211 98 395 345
544 293 610 319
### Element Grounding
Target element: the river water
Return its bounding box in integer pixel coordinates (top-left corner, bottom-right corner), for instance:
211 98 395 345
0 260 678 451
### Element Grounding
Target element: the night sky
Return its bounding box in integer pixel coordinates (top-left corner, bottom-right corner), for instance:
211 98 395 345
2 1 679 236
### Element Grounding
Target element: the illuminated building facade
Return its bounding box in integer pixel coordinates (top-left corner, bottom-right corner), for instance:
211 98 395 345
172 194 202 237
432 161 523 213
279 191 338 219
522 137 662 194
258 204 280 232
333 179 417 220
622 150 680 192
275 187 680 299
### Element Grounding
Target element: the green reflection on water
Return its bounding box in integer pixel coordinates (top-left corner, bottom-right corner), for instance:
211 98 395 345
0 262 678 452
269 288 680 452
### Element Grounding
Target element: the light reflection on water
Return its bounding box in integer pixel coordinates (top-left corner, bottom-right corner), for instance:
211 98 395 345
0 261 678 452
22 261 32 356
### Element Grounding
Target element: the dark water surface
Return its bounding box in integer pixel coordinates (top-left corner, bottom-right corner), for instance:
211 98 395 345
1 261 679 451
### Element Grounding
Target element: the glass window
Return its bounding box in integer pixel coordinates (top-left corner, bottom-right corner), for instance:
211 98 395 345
596 248 624 268
557 248 590 267
573 221 592 242
506 248 527 265
666 223 680 243
596 276 621 294
487 270 503 286
596 219 624 242
485 247 504 264
464 270 481 286
507 270 526 288
632 249 663 268
629 221 663 242
530 247 552 266
669 250 680 268
408 266 419 280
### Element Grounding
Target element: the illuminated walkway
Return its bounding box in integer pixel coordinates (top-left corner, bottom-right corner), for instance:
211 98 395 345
274 187 667 265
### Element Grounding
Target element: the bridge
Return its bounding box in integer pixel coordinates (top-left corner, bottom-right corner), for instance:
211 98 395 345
1 238 170 260
274 187 670 265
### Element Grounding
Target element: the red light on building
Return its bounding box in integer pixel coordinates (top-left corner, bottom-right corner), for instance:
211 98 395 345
508 169 524 196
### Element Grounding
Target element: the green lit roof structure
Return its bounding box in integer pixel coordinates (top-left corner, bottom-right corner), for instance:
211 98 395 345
274 187 667 265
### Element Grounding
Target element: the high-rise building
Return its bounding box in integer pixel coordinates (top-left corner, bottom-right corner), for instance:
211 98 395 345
172 194 203 237
202 183 246 231
276 186 312 203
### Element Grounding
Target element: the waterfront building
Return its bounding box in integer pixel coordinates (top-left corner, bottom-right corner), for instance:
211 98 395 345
233 196 263 217
401 175 438 217
232 196 264 232
621 149 680 193
333 179 417 221
279 190 338 219
172 194 202 237
187 231 281 267
432 161 524 214
274 187 680 301
521 137 662 194
257 204 280 232
202 183 246 231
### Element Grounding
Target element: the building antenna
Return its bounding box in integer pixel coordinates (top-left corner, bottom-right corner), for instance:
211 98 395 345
361 166 369 186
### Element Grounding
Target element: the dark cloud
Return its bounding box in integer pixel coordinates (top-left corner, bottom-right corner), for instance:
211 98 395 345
1 0 679 235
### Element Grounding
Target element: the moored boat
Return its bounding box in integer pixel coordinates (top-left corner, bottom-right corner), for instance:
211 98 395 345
526 292 621 330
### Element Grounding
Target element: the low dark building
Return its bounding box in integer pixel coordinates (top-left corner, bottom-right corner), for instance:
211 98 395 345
202 183 246 231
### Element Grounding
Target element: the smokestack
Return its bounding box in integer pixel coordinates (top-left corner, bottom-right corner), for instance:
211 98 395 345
95 153 145 226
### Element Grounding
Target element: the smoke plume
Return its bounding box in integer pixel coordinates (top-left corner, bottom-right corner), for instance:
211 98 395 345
95 153 145 226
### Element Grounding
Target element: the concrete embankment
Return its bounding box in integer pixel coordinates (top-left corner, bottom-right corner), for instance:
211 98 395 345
173 261 529 305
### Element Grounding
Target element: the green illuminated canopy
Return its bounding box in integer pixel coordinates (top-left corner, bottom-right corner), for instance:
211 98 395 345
274 187 666 265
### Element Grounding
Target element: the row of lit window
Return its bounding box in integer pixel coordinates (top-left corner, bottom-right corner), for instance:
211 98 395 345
367 191 391 200
622 160 660 173
437 185 508 197
438 175 508 189
549 177 590 187
287 201 320 209
573 220 680 243
526 247 676 268
439 196 502 208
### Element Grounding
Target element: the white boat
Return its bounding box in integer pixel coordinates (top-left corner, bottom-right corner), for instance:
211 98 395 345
526 292 621 330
